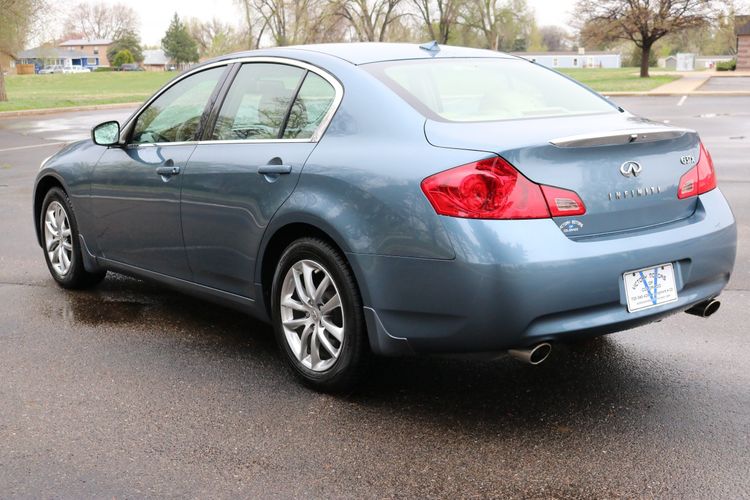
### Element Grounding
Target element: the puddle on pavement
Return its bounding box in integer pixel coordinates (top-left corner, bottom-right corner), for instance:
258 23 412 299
43 293 151 326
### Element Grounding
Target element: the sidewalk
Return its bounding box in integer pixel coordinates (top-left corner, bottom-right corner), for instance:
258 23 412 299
608 70 750 96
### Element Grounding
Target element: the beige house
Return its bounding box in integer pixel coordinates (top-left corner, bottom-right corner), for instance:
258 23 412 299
58 38 113 68
738 16 750 71
0 50 16 75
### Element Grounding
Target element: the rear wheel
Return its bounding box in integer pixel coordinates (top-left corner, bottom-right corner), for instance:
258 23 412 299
40 187 106 289
271 237 368 392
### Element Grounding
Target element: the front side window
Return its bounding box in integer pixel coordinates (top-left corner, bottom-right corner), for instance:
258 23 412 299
132 67 225 144
283 72 336 139
364 58 616 122
212 63 305 141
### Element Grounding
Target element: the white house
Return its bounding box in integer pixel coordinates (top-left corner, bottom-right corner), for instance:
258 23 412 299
17 47 90 71
512 50 622 69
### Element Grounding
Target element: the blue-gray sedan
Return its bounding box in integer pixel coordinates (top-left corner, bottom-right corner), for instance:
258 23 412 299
33 43 737 391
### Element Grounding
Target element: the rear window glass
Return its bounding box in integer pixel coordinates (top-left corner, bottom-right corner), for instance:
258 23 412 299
364 58 616 122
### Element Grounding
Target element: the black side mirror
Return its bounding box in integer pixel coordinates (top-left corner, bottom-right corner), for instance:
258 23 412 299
92 121 121 146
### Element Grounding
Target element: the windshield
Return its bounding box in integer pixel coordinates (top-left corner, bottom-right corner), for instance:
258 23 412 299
364 58 617 122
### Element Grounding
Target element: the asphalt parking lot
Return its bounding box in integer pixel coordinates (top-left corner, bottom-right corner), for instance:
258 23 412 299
0 97 748 498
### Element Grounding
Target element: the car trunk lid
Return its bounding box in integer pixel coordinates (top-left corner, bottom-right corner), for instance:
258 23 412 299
424 114 701 238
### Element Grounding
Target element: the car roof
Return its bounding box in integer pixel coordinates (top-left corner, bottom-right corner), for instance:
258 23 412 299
215 42 516 66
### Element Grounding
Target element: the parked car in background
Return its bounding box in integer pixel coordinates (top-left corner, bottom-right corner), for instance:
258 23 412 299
33 43 737 392
62 66 91 74
118 63 144 71
39 65 65 74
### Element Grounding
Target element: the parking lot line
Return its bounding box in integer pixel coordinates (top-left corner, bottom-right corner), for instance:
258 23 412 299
0 142 68 153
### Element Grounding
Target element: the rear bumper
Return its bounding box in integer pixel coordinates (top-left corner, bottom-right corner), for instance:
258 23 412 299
349 189 737 356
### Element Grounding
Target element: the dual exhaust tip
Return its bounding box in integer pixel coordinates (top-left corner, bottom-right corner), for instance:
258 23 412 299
508 299 721 365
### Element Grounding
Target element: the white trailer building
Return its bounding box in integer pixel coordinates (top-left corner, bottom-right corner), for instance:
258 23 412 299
512 50 622 69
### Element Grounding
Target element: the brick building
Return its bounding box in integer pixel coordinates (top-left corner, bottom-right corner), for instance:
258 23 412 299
738 16 750 71
58 38 113 68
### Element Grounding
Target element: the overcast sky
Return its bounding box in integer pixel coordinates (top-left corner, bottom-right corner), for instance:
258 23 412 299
51 0 578 46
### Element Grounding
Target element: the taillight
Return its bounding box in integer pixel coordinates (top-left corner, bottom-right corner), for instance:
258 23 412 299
678 142 717 199
540 185 586 217
421 156 585 220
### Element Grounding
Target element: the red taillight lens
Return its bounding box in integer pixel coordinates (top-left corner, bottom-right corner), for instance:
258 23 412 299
678 142 717 199
421 156 585 220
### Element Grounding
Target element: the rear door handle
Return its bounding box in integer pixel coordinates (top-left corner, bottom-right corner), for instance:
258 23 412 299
257 164 292 175
156 165 180 177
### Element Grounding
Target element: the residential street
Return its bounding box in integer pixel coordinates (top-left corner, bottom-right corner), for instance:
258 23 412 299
0 97 748 498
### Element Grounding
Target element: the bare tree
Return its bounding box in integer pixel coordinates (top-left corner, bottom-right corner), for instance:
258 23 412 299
0 0 46 102
234 0 259 49
574 0 715 77
249 0 347 45
410 0 459 43
460 0 535 51
336 0 405 42
539 25 571 51
63 1 139 40
187 18 247 57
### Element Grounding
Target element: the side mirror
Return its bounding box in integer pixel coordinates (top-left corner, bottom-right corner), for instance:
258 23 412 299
92 120 121 146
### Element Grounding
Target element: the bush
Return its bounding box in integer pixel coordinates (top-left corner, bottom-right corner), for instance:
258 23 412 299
94 67 113 72
112 49 135 68
716 59 736 71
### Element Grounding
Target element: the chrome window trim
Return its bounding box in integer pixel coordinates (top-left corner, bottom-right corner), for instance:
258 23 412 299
120 56 344 146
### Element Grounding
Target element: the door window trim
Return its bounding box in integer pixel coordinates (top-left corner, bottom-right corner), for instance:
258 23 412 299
119 57 344 147
123 64 231 148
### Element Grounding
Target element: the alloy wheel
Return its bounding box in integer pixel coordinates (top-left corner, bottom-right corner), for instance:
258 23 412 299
43 201 73 277
279 259 345 372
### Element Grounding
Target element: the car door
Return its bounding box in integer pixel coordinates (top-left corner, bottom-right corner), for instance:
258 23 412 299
90 66 227 279
181 61 340 298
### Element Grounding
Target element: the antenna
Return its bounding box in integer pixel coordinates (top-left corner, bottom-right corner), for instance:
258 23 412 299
419 41 440 53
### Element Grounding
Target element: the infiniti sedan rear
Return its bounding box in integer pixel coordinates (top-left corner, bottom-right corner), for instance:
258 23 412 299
33 43 736 391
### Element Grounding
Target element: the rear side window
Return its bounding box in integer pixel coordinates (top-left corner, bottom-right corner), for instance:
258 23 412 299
212 63 305 140
364 59 616 122
283 73 336 139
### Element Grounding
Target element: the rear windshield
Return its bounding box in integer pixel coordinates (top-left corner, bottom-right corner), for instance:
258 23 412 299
364 58 616 122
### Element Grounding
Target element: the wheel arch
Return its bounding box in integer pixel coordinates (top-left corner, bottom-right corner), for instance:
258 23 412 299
33 174 68 247
257 218 362 319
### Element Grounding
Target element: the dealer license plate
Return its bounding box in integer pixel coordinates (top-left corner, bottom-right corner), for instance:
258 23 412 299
623 263 678 313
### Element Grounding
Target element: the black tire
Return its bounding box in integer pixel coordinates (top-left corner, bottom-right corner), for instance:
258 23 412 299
271 237 369 392
40 187 106 289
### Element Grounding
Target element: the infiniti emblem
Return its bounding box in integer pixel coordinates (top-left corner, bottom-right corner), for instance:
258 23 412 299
620 160 642 177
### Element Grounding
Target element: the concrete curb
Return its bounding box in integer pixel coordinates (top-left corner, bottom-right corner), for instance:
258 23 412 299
0 102 139 119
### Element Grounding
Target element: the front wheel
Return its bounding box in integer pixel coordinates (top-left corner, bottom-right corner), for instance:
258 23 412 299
40 187 106 289
271 237 368 392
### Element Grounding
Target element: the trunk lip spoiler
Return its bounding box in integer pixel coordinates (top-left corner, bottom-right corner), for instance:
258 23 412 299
549 127 696 148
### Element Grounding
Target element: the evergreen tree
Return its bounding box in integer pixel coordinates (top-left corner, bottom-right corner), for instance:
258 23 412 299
161 14 199 65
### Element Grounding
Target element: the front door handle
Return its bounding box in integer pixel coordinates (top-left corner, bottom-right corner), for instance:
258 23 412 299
156 165 180 177
257 164 292 175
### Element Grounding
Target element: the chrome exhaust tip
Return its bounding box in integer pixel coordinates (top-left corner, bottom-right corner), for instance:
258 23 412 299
685 299 721 318
508 342 552 365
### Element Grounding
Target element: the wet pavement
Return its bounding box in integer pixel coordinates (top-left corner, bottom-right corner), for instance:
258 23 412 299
0 98 749 498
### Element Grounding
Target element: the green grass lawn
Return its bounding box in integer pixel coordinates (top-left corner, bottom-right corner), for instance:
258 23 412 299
558 67 680 92
0 72 175 112
0 66 681 112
